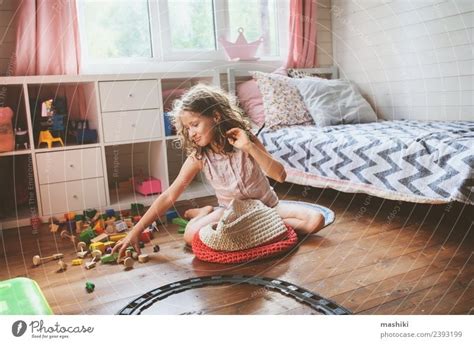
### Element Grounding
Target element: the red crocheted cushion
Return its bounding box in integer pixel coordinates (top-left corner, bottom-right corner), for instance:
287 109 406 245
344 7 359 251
192 224 298 264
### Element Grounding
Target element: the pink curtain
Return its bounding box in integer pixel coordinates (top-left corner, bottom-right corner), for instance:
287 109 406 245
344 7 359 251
14 0 86 119
286 0 318 68
14 0 82 76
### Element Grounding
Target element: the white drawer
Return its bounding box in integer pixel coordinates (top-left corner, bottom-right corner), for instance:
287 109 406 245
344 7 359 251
102 109 163 143
36 148 103 185
99 80 160 112
40 177 107 215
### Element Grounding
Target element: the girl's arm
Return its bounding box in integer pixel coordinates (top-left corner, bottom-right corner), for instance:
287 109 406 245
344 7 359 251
113 155 202 258
226 128 287 183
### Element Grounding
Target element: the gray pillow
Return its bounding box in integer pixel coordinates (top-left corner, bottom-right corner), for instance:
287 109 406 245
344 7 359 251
289 77 377 127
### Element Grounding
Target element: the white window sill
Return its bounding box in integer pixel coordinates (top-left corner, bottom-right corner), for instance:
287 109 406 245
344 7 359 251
81 58 285 75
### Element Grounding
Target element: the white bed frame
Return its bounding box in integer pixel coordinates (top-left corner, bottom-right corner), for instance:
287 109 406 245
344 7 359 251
226 66 339 96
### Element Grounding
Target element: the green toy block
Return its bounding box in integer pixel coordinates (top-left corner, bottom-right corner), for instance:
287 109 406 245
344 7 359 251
84 208 97 220
131 203 144 216
79 227 96 245
85 281 95 293
171 217 188 228
177 226 185 234
101 253 118 264
75 214 85 221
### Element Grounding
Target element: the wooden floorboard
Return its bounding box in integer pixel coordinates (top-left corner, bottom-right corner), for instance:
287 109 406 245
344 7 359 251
0 184 472 314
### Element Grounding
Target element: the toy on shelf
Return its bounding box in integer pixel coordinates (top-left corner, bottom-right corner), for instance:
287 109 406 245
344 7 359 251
163 112 176 136
68 120 97 144
0 107 14 152
37 130 64 148
14 128 29 149
130 175 162 196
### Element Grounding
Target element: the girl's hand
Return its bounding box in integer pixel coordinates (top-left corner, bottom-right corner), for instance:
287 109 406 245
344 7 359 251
226 128 253 152
111 228 142 262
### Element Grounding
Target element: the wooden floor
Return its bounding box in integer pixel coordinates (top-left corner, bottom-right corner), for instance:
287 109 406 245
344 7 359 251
1 184 472 315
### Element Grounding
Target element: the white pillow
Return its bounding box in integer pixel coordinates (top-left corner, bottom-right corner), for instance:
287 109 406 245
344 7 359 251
289 77 378 127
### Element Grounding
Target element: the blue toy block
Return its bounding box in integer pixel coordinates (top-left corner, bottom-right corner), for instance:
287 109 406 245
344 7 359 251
166 210 179 221
105 209 116 218
66 220 76 233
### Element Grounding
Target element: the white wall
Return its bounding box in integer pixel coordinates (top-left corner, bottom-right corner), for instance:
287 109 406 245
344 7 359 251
332 0 473 121
316 0 334 67
0 0 15 76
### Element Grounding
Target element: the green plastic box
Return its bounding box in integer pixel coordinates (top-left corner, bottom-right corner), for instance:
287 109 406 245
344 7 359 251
0 277 53 315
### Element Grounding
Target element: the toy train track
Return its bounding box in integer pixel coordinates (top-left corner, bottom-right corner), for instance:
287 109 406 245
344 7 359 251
117 275 352 315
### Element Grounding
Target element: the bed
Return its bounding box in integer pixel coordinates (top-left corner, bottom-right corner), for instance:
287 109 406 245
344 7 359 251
258 120 474 205
228 67 474 205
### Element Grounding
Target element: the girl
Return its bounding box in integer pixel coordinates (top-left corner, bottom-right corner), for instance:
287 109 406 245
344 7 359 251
113 84 324 259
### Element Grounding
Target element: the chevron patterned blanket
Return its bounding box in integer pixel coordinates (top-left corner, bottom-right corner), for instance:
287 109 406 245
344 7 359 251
259 120 474 205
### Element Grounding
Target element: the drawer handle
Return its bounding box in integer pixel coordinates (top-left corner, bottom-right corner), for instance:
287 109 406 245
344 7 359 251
72 194 78 199
69 164 74 168
128 93 133 98
131 123 136 128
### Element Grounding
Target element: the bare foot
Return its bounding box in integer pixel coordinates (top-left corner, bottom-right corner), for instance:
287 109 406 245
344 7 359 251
183 205 214 219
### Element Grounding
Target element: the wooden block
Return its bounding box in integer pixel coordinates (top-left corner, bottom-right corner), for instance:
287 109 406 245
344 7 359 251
85 261 96 269
49 223 59 233
90 233 109 243
138 254 149 263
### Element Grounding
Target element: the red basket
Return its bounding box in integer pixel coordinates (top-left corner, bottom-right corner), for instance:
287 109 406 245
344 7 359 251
192 224 298 264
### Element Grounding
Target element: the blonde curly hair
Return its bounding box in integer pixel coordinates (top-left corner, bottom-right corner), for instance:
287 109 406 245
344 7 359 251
170 83 252 159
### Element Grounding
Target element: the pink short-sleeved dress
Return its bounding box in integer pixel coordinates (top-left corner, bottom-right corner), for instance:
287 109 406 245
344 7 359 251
201 148 279 208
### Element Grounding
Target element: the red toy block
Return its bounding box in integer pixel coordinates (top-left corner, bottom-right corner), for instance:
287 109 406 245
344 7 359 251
140 231 151 243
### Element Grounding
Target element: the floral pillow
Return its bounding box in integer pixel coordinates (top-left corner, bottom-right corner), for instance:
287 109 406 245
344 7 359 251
251 71 313 131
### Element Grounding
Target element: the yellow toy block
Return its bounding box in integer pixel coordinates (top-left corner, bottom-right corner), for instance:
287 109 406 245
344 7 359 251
89 242 105 253
103 241 115 250
71 258 83 266
109 233 127 242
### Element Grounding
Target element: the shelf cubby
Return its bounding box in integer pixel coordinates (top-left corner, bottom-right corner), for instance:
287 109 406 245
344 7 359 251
0 154 39 229
105 141 168 210
27 82 100 150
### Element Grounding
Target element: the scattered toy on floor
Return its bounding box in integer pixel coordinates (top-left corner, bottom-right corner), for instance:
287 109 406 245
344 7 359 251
57 260 67 272
76 241 88 259
138 254 149 263
32 253 64 266
85 281 95 293
153 245 160 253
85 250 102 270
60 229 76 244
71 258 83 266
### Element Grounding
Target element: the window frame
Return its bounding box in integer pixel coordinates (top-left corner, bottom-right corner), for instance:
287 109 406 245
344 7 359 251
77 0 289 74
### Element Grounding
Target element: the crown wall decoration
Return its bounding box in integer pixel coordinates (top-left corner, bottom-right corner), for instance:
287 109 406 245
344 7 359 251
219 27 264 61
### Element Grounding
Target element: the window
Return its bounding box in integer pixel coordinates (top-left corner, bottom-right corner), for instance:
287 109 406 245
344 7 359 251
78 0 153 59
77 0 287 66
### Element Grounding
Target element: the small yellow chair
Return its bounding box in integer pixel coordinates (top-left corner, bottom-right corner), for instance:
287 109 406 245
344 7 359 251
38 130 64 148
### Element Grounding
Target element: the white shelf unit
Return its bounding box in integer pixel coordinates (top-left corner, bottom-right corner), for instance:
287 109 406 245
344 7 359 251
0 71 221 230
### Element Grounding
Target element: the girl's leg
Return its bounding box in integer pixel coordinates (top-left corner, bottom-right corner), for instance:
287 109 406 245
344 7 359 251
183 207 225 245
183 205 214 219
275 203 325 235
